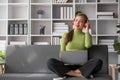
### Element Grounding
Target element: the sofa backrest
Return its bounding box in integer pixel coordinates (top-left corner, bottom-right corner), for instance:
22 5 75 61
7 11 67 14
88 45 108 74
5 45 108 74
5 45 60 73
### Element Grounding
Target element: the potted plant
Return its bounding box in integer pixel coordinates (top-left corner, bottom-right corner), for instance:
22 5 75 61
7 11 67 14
113 23 120 54
116 64 120 80
0 50 6 63
116 23 120 42
37 10 44 19
113 23 120 80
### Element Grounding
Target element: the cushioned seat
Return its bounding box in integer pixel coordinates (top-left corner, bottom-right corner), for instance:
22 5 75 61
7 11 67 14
66 74 112 80
0 73 57 80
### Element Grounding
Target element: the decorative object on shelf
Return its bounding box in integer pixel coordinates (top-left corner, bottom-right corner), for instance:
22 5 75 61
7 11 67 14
39 25 46 34
37 10 44 19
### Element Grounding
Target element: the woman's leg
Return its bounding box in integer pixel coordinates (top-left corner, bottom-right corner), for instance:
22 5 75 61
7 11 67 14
47 58 70 77
78 59 103 78
47 58 83 77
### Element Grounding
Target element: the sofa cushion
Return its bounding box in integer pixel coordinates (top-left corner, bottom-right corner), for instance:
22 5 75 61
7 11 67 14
5 45 60 73
0 73 57 80
66 74 112 80
94 74 112 80
0 73 111 80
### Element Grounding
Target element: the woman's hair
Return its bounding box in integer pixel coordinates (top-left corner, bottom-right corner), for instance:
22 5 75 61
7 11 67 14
64 13 88 45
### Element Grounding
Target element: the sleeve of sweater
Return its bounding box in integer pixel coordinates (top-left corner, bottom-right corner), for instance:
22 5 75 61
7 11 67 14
85 32 92 48
60 32 67 51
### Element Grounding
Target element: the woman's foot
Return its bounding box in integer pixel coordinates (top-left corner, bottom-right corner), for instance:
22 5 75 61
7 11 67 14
74 69 82 74
66 70 83 77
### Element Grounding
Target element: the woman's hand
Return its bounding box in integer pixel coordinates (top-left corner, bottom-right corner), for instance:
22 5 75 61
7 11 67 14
84 21 90 32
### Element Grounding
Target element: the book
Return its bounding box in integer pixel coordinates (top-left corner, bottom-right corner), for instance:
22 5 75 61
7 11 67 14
19 24 24 35
23 23 27 35
54 37 60 45
14 24 19 35
97 12 114 16
98 15 114 19
53 22 65 25
33 42 50 45
63 7 67 19
54 24 69 27
52 32 64 36
99 43 114 46
100 0 116 2
9 24 15 35
54 29 68 32
70 7 73 19
54 24 68 27
54 26 69 30
99 39 114 43
10 41 26 45
108 45 114 49
108 48 115 52
60 7 63 19
67 7 70 19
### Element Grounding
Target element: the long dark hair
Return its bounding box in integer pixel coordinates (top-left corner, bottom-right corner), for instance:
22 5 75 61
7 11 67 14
65 13 88 45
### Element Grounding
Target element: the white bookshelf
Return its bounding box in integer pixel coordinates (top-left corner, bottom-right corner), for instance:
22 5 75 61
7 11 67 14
0 0 119 52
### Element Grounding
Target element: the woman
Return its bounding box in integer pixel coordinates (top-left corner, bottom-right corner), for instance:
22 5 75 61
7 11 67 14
47 13 103 79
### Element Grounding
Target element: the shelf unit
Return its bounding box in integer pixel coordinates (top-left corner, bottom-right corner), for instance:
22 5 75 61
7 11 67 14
0 0 119 52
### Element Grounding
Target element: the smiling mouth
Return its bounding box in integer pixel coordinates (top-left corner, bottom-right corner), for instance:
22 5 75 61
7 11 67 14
76 25 79 27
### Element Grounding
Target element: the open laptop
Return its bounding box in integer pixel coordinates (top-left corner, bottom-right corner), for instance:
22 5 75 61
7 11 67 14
59 50 88 65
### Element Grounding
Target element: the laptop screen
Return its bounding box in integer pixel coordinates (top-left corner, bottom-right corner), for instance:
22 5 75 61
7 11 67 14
59 50 88 65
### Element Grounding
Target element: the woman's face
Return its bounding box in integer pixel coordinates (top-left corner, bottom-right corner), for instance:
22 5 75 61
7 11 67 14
73 16 86 30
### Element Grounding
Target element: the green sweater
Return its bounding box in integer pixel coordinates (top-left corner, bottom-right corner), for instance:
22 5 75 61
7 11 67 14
60 29 92 51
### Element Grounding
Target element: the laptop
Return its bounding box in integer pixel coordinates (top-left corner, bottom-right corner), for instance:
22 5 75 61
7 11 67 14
59 50 88 65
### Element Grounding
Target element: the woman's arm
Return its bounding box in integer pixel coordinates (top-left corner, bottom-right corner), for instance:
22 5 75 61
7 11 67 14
84 21 92 48
60 32 67 51
85 32 92 48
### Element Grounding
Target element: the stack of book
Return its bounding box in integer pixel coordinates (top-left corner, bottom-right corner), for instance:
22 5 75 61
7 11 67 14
0 40 6 50
10 41 26 45
78 0 87 3
53 22 69 36
60 6 73 19
97 12 115 19
9 23 28 35
53 37 60 45
100 0 116 2
99 39 115 52
52 0 70 3
33 42 50 45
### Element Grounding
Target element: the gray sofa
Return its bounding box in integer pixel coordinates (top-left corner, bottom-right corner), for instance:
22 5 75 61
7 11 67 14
0 45 112 80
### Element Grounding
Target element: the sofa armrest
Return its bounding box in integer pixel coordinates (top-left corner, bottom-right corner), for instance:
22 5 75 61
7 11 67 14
109 64 116 80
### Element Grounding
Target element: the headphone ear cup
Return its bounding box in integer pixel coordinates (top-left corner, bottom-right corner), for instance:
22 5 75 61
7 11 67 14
72 19 75 25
